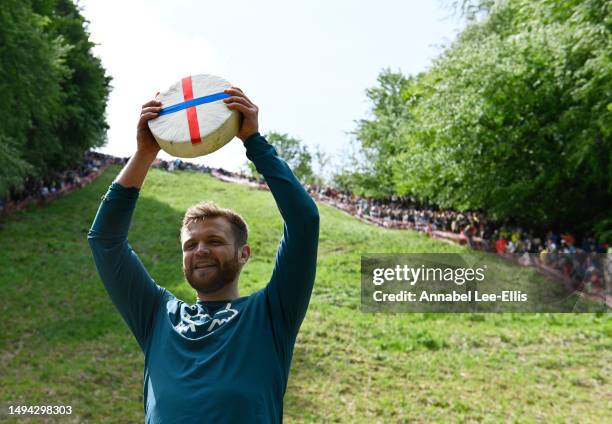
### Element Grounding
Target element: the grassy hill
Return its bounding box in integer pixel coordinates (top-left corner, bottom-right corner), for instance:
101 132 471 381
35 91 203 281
1 165 610 423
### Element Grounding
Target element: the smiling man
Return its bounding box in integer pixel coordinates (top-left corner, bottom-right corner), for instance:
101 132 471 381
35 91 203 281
87 87 320 423
181 203 250 301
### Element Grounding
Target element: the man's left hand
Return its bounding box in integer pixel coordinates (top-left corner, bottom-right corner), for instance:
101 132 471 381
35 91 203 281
223 87 259 141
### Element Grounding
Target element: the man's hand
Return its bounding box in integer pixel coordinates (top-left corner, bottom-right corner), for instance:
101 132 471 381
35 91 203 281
137 99 162 157
114 98 163 189
223 87 259 141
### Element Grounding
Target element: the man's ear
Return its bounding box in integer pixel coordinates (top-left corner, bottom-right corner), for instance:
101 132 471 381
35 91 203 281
238 244 251 265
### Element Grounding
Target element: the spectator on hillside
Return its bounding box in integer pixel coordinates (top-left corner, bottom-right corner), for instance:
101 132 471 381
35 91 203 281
496 238 508 254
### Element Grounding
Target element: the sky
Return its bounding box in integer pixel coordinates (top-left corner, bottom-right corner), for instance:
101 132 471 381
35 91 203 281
80 0 465 173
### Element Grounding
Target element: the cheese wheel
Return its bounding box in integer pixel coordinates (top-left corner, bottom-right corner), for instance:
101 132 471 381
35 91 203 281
148 74 240 158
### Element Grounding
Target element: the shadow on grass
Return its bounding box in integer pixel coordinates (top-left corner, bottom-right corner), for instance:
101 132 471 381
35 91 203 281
0 169 185 349
0 167 322 419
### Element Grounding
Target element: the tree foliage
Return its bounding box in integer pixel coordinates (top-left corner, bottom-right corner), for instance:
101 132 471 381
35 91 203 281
338 70 415 197
247 132 315 184
348 0 611 237
0 0 111 195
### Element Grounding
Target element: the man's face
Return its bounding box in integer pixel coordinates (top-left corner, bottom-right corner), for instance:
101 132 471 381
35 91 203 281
181 217 248 295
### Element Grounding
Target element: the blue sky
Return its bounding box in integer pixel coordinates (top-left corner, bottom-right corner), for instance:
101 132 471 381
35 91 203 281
81 0 465 172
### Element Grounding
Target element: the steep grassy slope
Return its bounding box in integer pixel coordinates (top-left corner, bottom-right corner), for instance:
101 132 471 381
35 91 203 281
1 166 609 423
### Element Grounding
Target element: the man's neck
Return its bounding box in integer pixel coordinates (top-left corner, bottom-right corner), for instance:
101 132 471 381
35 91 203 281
196 282 240 302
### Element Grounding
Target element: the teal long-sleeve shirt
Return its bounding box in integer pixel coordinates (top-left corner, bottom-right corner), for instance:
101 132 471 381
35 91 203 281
87 133 320 423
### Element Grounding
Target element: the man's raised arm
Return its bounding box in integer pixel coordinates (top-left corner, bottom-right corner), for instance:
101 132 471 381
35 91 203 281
115 99 163 189
224 88 320 349
87 99 165 351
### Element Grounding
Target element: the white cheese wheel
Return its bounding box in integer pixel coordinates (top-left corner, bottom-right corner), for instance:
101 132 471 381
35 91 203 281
148 74 240 158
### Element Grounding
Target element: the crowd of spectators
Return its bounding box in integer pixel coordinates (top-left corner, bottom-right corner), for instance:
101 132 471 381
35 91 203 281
151 158 270 190
0 154 259 220
153 158 209 173
306 185 611 298
151 158 264 185
0 151 120 217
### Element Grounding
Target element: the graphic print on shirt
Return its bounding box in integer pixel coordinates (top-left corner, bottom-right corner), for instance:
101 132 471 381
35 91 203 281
175 303 239 336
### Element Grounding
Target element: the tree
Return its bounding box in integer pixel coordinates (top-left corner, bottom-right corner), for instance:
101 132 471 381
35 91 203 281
312 144 331 186
0 0 111 196
349 0 611 239
341 69 415 197
247 132 314 184
29 0 111 174
0 0 67 194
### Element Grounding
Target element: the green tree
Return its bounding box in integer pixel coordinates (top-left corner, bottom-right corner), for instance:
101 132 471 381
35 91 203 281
312 144 330 186
0 0 111 197
0 0 67 194
349 0 611 238
29 0 111 175
339 69 415 197
247 132 314 184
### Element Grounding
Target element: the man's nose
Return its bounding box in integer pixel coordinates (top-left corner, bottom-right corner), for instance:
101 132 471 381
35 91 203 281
194 243 211 255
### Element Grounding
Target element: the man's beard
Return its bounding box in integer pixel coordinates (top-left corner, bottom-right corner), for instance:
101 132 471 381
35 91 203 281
184 251 241 295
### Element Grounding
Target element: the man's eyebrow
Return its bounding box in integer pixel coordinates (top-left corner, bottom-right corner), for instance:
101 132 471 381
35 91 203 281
182 234 227 244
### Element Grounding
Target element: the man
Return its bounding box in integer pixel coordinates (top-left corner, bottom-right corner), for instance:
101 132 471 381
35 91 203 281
88 87 320 423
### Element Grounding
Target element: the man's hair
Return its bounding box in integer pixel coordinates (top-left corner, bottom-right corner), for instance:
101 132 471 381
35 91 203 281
181 202 249 247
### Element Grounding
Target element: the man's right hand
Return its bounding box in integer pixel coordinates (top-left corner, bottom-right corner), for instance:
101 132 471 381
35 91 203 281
137 99 162 157
114 99 162 189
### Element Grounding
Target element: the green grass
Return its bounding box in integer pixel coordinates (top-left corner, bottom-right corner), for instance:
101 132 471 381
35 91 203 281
1 165 610 423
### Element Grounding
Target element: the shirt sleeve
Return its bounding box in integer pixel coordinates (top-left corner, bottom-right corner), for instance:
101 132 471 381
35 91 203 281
87 182 165 351
244 133 320 353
